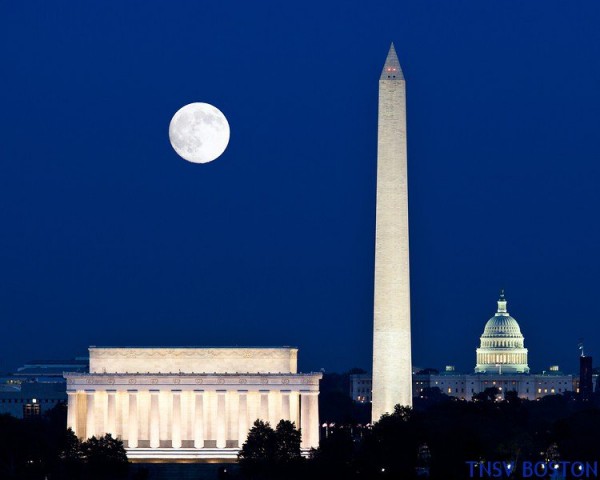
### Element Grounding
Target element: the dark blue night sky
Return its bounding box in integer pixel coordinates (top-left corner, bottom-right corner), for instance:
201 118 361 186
1 1 599 376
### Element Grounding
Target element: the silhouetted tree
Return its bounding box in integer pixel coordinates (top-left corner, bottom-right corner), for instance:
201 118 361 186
504 389 521 405
473 386 500 402
309 427 354 479
239 419 277 475
239 419 304 478
274 420 302 463
60 428 82 461
57 428 84 477
81 433 128 479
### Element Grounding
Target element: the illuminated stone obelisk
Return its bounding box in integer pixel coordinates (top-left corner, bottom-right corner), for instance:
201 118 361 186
372 43 412 421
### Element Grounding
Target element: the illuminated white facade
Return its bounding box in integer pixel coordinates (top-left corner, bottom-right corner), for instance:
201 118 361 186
372 43 413 422
475 293 530 374
65 347 321 461
419 371 573 401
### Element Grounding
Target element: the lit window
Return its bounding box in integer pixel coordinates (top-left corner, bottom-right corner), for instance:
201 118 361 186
538 388 542 393
23 403 40 418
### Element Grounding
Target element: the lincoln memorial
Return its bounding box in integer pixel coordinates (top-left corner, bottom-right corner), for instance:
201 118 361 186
64 347 322 461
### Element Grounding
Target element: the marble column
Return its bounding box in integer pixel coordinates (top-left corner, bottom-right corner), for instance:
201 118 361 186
300 391 319 449
172 390 182 449
259 390 269 422
216 390 226 449
96 391 106 437
193 390 204 449
128 390 138 448
67 390 77 437
238 390 248 447
149 390 160 448
85 390 95 439
281 390 291 421
106 390 116 436
290 391 300 427
268 391 280 427
115 392 123 439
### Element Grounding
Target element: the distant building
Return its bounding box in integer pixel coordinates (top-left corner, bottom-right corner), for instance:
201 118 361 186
579 354 593 401
13 358 88 380
0 357 88 418
353 367 573 405
0 382 66 418
419 369 572 401
349 373 372 404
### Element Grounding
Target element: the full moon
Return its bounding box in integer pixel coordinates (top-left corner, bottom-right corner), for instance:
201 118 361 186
168 102 230 164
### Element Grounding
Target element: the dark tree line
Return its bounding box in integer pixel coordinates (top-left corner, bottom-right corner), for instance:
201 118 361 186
308 390 600 480
0 403 128 480
239 389 600 480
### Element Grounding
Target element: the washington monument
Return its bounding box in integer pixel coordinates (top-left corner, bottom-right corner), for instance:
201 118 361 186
372 43 413 421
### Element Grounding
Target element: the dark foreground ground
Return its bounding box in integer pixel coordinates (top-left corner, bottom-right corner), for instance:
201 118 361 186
129 463 239 480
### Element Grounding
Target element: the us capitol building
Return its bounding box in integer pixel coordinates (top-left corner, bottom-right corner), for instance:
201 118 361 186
474 291 530 375
352 292 573 404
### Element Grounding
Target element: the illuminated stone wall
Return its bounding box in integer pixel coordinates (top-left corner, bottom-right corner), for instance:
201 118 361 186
89 347 298 375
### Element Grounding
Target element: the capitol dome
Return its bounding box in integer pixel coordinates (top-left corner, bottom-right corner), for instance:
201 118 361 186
474 292 530 374
482 315 523 337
